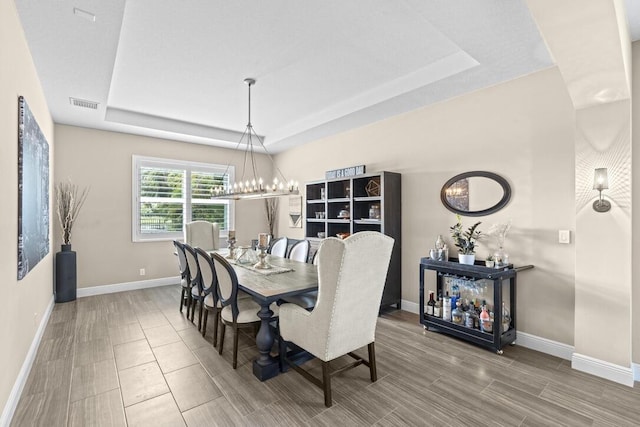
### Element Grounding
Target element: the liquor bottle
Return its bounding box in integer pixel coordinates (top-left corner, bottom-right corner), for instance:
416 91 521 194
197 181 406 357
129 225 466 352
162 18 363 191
480 305 493 333
434 296 442 318
465 302 478 328
426 291 435 316
451 300 464 325
442 292 452 321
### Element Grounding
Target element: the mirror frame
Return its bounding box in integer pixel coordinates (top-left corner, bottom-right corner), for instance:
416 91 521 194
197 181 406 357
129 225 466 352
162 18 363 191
440 171 511 217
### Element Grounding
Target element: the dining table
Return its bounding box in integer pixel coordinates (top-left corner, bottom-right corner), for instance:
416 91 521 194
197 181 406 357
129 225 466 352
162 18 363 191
212 249 318 381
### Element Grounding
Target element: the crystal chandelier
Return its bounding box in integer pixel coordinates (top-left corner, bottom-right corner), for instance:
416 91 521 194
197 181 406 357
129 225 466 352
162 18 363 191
211 78 299 200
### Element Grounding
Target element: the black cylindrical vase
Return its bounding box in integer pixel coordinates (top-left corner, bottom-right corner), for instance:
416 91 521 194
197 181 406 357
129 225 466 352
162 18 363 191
55 244 77 303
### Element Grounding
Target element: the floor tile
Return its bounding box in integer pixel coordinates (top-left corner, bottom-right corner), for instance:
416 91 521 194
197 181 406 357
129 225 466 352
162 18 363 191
153 341 199 373
182 396 248 427
124 393 185 427
137 310 170 330
114 339 156 371
144 324 181 348
74 337 113 367
109 322 146 346
70 358 120 402
68 388 126 427
118 361 170 407
165 364 222 411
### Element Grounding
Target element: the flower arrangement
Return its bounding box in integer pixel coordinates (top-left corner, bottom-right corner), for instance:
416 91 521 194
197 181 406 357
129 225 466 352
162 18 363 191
487 220 511 250
55 180 89 245
450 215 482 255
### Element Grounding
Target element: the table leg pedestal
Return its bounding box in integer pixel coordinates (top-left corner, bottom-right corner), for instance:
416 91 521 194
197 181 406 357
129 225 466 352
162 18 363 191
252 303 280 381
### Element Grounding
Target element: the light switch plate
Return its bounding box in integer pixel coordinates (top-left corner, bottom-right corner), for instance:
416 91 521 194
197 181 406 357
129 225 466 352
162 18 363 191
559 230 571 244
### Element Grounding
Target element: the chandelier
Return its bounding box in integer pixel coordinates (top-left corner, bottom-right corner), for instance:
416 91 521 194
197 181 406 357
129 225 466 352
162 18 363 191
212 78 299 200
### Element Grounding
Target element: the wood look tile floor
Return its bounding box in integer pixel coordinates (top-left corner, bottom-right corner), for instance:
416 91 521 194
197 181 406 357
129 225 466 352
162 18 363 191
11 285 640 426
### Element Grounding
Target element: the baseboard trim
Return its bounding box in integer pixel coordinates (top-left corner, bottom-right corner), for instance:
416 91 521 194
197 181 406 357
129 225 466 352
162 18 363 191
0 296 55 427
515 331 574 361
572 353 635 387
77 276 179 298
633 363 640 382
401 299 419 314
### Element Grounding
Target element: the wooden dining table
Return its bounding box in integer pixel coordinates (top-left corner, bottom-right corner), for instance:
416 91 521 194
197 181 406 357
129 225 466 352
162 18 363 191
213 250 318 381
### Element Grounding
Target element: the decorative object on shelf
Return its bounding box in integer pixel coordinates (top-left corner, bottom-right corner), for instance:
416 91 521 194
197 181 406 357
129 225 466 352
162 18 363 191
365 178 380 197
429 235 448 261
226 230 237 259
592 167 611 212
54 179 89 303
368 204 380 219
254 232 272 269
440 171 511 217
450 215 481 265
487 220 511 267
320 188 325 200
265 198 278 237
484 255 495 268
211 78 299 200
325 164 365 180
337 206 350 219
317 232 326 239
289 196 302 228
18 96 50 281
336 232 350 239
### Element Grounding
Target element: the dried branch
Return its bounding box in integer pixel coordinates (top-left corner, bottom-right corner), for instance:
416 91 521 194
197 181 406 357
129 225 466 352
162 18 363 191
264 198 278 237
56 180 89 245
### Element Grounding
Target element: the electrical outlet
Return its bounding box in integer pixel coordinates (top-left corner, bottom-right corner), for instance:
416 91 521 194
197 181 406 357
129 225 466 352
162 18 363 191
139 268 146 276
559 230 571 244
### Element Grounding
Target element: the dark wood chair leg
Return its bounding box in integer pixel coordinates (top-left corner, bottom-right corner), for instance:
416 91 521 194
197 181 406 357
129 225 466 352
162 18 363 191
212 310 219 347
218 323 226 355
321 361 332 407
232 325 239 369
190 298 196 322
179 288 185 312
197 300 204 331
201 309 208 337
368 342 377 382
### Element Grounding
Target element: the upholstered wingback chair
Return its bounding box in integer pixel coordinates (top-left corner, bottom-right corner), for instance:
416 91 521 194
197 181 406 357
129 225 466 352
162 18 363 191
185 221 220 251
278 231 394 407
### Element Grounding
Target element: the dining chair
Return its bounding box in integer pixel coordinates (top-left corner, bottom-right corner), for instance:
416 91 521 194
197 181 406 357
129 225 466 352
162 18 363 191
185 220 220 252
278 231 394 407
194 248 223 346
212 252 279 369
183 243 206 330
268 237 288 257
287 239 310 263
173 240 191 313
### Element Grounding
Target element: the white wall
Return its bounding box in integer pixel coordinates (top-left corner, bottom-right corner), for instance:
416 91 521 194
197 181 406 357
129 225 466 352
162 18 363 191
54 125 273 288
275 67 577 345
0 0 54 419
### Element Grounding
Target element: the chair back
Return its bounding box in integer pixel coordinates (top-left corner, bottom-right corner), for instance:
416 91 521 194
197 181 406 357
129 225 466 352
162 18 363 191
173 240 189 281
269 237 288 257
195 247 217 299
185 221 220 251
310 231 394 360
183 243 202 294
288 240 310 263
211 253 240 321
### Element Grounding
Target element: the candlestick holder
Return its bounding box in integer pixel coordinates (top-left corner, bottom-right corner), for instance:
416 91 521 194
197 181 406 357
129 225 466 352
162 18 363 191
253 245 272 269
226 238 237 260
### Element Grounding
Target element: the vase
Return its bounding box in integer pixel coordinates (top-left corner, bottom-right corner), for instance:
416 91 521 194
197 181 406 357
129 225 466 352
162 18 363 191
55 244 77 303
458 254 475 265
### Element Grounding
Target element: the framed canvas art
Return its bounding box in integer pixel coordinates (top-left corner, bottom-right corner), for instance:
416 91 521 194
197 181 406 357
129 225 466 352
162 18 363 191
18 96 50 280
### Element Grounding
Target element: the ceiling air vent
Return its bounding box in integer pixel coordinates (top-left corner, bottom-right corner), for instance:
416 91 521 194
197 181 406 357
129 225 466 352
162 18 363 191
69 97 99 110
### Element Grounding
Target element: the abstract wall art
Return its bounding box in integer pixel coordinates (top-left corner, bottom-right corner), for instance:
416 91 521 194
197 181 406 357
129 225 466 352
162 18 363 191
18 96 50 280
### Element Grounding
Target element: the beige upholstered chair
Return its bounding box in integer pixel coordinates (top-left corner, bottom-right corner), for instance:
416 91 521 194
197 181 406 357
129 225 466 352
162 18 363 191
185 221 220 252
278 231 394 407
173 240 191 313
288 239 310 263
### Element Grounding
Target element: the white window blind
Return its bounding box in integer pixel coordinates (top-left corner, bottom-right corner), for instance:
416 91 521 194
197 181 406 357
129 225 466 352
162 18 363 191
132 156 233 242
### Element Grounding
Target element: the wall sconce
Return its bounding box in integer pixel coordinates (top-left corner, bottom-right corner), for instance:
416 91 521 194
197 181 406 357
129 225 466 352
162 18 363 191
592 168 611 212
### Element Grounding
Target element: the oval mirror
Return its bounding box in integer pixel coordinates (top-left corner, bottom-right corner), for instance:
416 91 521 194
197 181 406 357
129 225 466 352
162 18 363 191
440 171 511 217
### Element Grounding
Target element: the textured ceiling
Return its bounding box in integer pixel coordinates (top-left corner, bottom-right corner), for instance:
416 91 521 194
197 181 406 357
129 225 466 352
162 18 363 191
14 1 636 153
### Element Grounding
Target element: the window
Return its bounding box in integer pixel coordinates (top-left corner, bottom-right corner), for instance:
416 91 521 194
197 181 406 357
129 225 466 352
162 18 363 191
132 156 234 242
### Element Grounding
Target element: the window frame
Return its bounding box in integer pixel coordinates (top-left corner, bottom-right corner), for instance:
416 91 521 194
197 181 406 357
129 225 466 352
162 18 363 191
132 155 234 242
